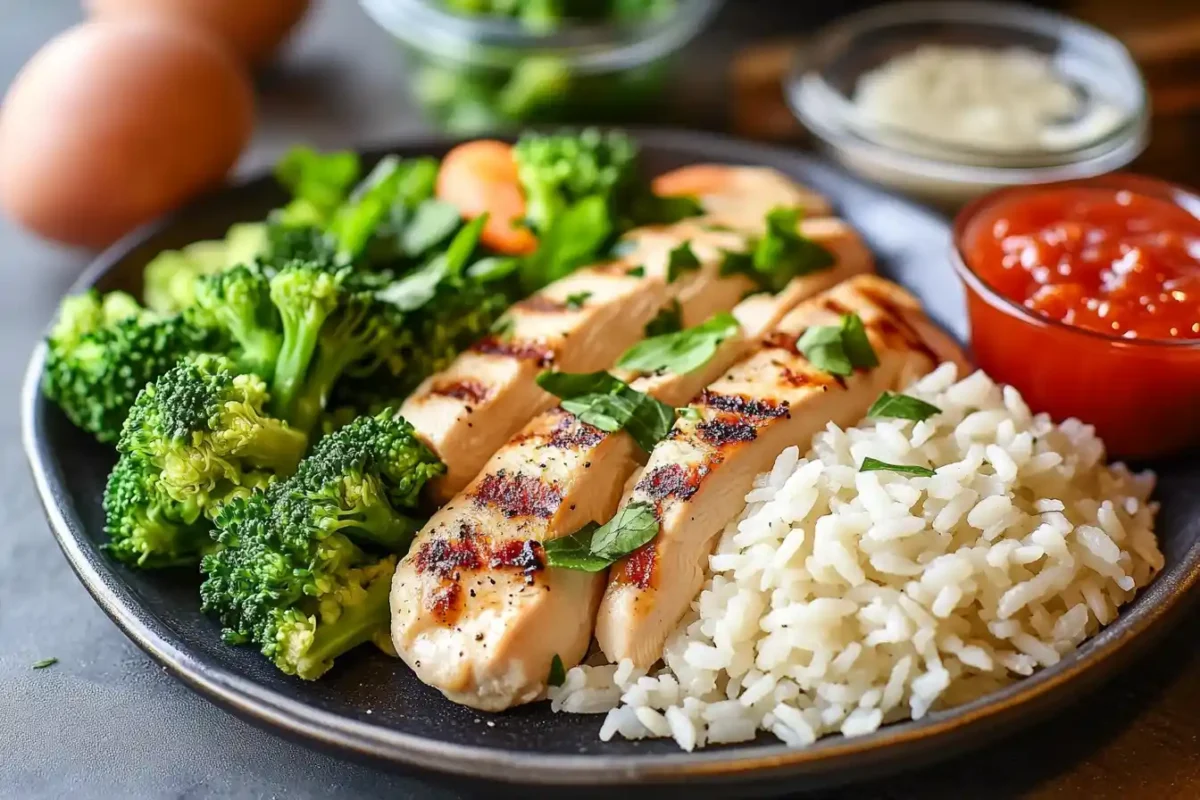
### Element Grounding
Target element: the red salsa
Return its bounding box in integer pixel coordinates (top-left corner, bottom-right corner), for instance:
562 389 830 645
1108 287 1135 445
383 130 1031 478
965 187 1200 341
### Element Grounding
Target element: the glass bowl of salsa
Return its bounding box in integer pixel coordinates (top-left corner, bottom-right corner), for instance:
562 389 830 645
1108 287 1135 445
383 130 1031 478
952 174 1200 459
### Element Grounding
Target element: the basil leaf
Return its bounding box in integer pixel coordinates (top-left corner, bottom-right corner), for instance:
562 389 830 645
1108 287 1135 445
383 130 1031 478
796 323 853 376
626 265 645 278
644 299 683 337
796 313 877 376
565 291 592 310
632 193 704 226
750 206 836 291
859 457 936 477
401 200 461 256
520 195 613 293
666 241 701 283
868 391 941 422
544 502 660 573
619 312 739 376
547 654 566 687
840 313 879 370
537 370 676 452
467 256 520 282
31 657 58 670
589 502 659 561
540 524 611 572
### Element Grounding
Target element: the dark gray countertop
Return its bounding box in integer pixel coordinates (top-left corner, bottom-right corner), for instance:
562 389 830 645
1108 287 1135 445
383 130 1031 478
3 3 1199 799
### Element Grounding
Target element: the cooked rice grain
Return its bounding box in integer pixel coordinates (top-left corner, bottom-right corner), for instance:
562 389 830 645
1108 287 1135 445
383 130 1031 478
549 364 1162 750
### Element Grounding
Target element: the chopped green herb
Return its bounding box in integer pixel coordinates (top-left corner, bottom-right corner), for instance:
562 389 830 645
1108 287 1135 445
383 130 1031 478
632 194 704 226
625 265 646 278
868 392 942 422
619 312 739 376
536 370 676 453
703 223 736 233
643 300 683 337
519 195 613 293
565 291 592 310
666 241 701 283
678 406 702 422
32 658 58 670
542 502 659 572
796 313 878 377
749 206 836 291
859 457 936 477
719 248 753 278
547 654 566 687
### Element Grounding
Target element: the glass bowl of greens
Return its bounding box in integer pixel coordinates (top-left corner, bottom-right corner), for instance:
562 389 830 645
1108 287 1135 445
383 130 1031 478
360 0 723 132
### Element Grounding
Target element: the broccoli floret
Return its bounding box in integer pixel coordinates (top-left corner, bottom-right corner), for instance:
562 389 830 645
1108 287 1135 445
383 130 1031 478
143 224 268 313
102 456 213 568
119 355 308 503
201 412 443 679
193 264 282 380
281 411 445 551
42 293 223 443
513 128 639 237
104 355 307 568
268 263 343 424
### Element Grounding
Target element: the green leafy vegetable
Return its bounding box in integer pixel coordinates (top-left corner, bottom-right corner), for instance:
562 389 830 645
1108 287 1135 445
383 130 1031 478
536 370 675 452
32 658 58 670
274 147 361 223
666 241 701 283
677 406 702 422
751 207 836 290
541 502 659 572
859 457 936 477
796 313 878 377
618 312 739 376
868 392 942 422
401 200 461 256
467 256 520 282
625 265 645 278
644 299 682 337
376 215 488 312
565 291 592 310
519 196 613 293
547 654 566 687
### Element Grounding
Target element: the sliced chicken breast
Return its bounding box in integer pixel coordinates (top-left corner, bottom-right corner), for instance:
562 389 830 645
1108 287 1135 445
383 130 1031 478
595 275 969 668
401 217 869 503
390 268 873 712
653 164 833 230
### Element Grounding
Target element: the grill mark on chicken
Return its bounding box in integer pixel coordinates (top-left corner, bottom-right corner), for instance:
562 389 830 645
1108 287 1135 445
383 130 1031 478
471 470 563 519
488 540 545 584
761 331 798 352
616 541 656 589
469 336 555 366
414 533 483 579
697 415 759 446
820 297 852 316
426 582 463 625
697 389 791 420
637 462 704 502
429 379 491 404
857 289 941 365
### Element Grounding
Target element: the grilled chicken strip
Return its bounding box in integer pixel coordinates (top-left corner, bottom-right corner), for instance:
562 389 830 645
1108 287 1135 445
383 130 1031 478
595 275 969 668
401 215 867 503
390 269 873 712
653 165 834 230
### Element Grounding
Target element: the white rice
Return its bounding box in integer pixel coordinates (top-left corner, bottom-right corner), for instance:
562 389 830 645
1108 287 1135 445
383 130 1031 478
549 364 1162 750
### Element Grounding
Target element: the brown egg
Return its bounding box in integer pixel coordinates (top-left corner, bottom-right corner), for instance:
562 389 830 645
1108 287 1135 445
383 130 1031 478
85 0 311 65
0 19 254 249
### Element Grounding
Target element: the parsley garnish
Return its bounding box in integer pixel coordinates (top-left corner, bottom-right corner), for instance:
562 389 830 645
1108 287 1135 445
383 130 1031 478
565 291 592 310
32 658 58 670
377 214 487 312
619 312 739 376
644 299 683 337
547 654 566 687
536 371 676 453
541 502 659 572
868 392 942 422
859 457 936 477
796 313 878 376
666 241 701 283
752 207 835 290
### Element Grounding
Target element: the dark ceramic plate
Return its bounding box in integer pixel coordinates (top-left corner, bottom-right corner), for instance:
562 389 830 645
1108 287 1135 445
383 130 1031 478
20 130 1200 797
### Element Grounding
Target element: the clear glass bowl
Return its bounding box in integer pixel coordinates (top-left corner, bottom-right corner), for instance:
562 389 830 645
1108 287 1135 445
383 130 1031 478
786 1 1150 209
361 0 722 133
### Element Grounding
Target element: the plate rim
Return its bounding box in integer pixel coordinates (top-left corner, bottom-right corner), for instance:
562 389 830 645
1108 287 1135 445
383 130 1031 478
21 127 1200 787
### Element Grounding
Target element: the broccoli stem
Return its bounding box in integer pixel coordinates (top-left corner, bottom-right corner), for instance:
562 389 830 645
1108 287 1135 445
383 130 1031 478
294 572 392 680
334 501 422 553
232 422 309 475
271 302 334 423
